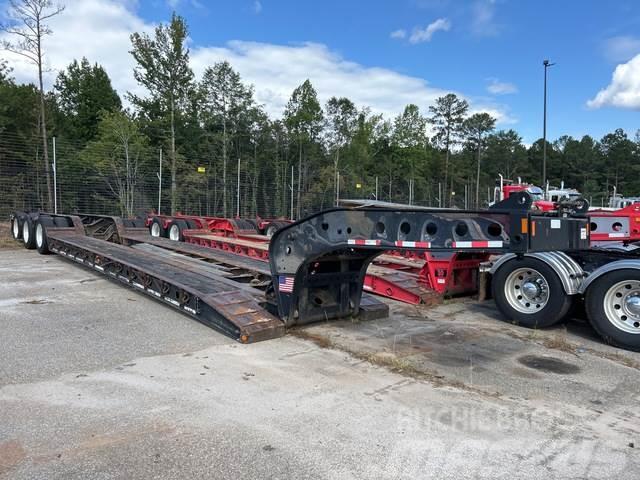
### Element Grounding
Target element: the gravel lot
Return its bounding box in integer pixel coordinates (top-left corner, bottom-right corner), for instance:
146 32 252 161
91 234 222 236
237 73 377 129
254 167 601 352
1 249 639 479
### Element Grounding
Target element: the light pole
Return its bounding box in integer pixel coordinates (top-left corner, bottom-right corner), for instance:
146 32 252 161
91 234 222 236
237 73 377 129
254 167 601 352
542 59 555 187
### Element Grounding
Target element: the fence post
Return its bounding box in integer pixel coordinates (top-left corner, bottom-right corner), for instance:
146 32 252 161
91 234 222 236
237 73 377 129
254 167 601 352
157 148 162 215
236 157 241 218
52 137 57 214
375 176 378 200
290 165 294 220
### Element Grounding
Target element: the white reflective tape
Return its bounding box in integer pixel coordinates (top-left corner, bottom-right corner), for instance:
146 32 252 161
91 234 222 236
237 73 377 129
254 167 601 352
550 219 561 229
608 232 626 238
454 241 473 248
147 289 161 297
95 265 104 271
118 275 129 282
164 297 180 306
437 279 446 284
133 282 144 289
580 228 587 240
486 241 504 248
347 239 380 246
183 306 196 314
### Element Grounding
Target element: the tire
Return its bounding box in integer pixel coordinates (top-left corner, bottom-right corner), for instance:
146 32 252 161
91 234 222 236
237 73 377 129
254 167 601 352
167 220 188 241
265 223 279 237
235 219 257 232
492 256 573 328
11 214 23 240
585 269 640 351
35 217 55 254
22 216 36 250
186 219 198 229
149 217 165 238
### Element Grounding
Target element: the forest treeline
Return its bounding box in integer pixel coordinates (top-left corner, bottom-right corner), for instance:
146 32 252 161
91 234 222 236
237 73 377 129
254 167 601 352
1 9 638 218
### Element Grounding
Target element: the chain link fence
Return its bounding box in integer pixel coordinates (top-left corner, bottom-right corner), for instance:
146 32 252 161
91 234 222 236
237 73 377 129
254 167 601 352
0 131 459 221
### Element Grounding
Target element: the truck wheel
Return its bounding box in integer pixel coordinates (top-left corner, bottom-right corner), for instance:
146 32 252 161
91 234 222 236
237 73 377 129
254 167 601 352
492 257 573 328
11 215 23 240
265 223 279 237
35 217 55 254
149 218 165 238
585 269 640 351
22 217 36 250
168 220 188 241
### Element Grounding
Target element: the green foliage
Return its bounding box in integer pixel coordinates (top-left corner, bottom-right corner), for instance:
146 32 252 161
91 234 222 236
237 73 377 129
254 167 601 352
82 111 150 216
54 57 122 144
129 12 195 214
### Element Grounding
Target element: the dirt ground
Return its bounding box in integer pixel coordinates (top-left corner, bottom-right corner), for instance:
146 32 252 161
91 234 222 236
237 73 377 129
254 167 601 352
1 249 640 479
0 222 18 250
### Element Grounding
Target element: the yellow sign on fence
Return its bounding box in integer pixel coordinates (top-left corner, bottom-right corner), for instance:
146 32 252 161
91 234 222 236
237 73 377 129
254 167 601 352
197 166 206 173
356 183 362 189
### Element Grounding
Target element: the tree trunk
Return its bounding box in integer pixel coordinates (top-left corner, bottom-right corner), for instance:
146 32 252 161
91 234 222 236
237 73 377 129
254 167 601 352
170 98 177 214
36 30 52 210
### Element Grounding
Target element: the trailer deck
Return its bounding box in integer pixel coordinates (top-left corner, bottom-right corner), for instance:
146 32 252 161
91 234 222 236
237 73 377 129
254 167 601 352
46 228 285 343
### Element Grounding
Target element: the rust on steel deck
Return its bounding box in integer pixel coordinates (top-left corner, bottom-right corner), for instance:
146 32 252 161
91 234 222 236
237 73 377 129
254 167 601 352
46 229 285 343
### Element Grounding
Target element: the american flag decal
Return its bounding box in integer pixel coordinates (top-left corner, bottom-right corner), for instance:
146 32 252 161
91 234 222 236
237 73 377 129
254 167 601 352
278 275 295 293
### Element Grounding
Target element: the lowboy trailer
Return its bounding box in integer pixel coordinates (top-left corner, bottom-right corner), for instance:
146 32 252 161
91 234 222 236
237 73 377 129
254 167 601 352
9 191 640 350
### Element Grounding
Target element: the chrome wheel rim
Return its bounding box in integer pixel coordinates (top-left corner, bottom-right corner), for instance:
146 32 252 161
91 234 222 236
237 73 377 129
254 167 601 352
603 280 640 334
12 219 19 238
22 221 29 244
169 225 180 241
504 267 549 314
151 223 161 237
36 223 43 248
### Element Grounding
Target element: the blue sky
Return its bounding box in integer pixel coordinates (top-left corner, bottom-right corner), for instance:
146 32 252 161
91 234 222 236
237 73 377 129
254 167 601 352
4 0 640 144
145 0 640 144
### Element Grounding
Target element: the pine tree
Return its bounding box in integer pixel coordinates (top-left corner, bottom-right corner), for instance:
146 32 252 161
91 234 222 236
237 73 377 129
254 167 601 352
129 12 194 214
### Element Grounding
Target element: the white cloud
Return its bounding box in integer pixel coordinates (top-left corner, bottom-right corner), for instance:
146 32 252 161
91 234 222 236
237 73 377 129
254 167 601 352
390 29 407 40
408 18 451 44
471 0 499 37
191 41 515 125
602 35 640 63
253 0 262 14
0 0 514 126
587 54 640 110
0 0 152 101
486 78 517 95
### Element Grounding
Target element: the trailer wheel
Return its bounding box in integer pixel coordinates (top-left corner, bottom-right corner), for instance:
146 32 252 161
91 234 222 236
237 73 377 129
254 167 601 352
492 257 573 328
22 217 36 250
35 217 55 254
585 269 640 351
11 215 23 240
168 220 188 241
149 218 165 238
